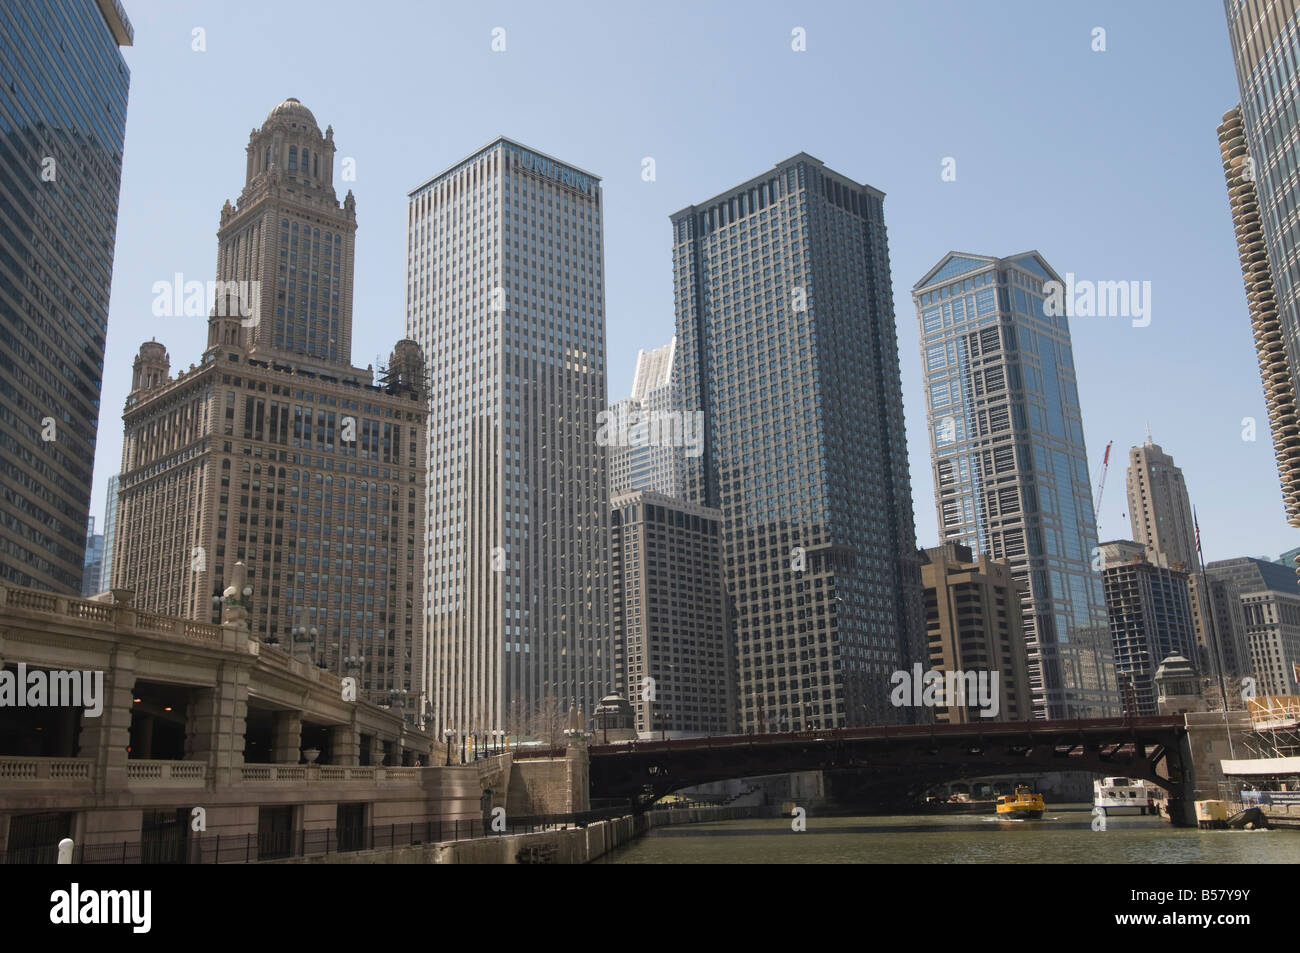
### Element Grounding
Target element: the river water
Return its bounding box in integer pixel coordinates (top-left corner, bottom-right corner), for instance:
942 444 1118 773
598 805 1300 864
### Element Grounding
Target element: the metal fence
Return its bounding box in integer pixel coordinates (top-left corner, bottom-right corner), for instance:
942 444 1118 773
1 804 648 864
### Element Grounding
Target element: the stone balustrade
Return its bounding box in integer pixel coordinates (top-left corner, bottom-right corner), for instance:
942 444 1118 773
125 760 207 786
0 756 94 783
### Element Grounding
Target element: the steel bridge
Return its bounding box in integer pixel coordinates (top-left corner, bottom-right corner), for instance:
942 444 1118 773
578 716 1189 817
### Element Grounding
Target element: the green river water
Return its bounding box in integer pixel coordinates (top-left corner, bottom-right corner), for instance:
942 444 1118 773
597 805 1300 864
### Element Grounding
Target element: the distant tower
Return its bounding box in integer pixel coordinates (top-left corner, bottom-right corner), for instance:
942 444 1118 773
608 337 684 497
1125 437 1197 572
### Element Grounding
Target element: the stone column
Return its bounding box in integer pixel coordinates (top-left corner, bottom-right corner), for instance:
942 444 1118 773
332 720 361 767
185 661 250 786
272 710 303 764
78 645 137 796
565 743 590 813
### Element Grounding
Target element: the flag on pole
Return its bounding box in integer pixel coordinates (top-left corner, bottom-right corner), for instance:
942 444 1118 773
1194 507 1202 554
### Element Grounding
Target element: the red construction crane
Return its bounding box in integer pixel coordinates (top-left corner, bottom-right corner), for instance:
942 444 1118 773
1093 440 1113 529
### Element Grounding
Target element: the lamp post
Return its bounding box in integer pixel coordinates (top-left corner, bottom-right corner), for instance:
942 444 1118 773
443 729 453 766
291 623 318 663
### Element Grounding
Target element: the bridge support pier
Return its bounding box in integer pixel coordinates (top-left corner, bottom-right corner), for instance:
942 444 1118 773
1169 711 1251 827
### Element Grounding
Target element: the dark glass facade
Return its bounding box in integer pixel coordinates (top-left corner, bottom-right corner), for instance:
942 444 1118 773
672 153 925 732
0 0 131 592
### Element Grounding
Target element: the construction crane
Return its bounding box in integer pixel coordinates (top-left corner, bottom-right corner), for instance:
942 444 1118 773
1093 440 1113 533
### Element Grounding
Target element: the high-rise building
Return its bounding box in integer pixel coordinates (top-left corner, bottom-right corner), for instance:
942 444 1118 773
611 490 734 735
1125 437 1198 572
114 99 428 712
0 0 132 593
918 543 1032 723
1207 556 1300 695
1222 3 1300 533
81 517 104 597
913 251 1118 719
1098 540 1198 716
607 338 686 498
1189 573 1252 680
672 153 925 732
407 139 611 736
100 474 120 590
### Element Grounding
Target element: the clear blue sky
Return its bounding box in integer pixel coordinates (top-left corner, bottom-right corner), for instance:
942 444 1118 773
95 0 1293 564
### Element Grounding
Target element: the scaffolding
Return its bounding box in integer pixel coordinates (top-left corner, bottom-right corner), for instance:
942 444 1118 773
1242 695 1300 759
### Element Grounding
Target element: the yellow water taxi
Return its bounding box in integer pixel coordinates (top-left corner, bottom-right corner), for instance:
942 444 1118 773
995 786 1045 820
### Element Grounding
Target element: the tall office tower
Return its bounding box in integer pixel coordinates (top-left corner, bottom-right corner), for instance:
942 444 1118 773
918 543 1032 723
1222 4 1300 532
607 338 686 497
81 518 104 597
0 0 132 593
672 154 925 732
1207 556 1300 695
407 139 611 737
913 251 1118 719
115 100 428 712
1125 437 1198 571
100 474 120 590
1098 541 1198 716
611 491 734 735
1188 573 1252 680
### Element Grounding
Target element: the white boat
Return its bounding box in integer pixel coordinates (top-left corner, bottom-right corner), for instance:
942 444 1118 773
1093 776 1161 816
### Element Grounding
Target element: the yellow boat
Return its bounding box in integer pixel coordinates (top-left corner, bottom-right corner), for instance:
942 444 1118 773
995 786 1045 820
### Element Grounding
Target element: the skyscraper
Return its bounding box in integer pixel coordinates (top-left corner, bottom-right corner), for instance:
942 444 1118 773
919 543 1033 723
611 490 734 735
1207 556 1300 696
81 517 104 597
1222 3 1300 536
1098 540 1198 716
672 153 925 732
1125 437 1198 571
607 338 687 498
0 0 132 593
913 251 1118 719
100 474 120 591
114 100 428 711
407 139 611 736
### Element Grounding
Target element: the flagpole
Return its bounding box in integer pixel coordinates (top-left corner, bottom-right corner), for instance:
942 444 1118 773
1193 507 1229 711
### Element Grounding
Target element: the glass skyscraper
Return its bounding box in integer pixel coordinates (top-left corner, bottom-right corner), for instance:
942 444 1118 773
407 138 611 736
672 153 925 732
100 473 120 591
913 251 1118 719
0 0 132 592
1225 1 1300 534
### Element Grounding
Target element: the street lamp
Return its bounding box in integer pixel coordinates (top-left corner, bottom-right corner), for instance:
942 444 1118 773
443 728 453 766
291 623 318 663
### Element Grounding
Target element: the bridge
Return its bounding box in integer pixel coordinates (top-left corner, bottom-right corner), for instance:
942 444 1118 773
573 716 1192 821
